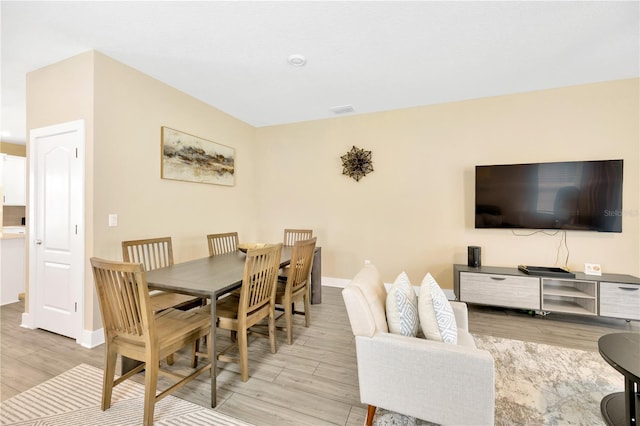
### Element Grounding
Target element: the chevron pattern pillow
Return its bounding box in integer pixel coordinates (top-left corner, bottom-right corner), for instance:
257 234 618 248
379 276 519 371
420 273 458 344
386 272 419 337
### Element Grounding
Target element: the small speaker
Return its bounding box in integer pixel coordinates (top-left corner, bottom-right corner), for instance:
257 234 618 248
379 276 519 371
468 246 481 267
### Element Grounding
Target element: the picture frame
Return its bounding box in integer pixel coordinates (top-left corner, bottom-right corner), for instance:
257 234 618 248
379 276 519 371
161 126 235 186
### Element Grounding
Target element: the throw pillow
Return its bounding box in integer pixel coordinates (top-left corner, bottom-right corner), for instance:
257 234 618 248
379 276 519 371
386 272 419 337
418 276 442 341
419 273 458 344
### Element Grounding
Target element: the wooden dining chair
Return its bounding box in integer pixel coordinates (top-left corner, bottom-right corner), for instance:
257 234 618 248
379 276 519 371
207 232 239 256
275 237 317 344
283 229 313 246
122 237 203 313
281 229 313 278
90 257 212 426
123 237 206 365
192 243 282 381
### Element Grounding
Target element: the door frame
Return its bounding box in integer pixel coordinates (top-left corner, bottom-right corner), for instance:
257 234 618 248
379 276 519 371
22 120 86 346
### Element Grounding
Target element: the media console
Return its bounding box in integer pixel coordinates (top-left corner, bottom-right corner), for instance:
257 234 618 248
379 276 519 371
453 264 640 321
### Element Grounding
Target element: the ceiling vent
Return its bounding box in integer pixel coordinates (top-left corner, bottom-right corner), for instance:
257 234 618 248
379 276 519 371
330 105 355 115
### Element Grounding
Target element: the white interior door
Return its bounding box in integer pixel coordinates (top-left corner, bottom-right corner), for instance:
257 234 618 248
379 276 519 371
27 120 84 340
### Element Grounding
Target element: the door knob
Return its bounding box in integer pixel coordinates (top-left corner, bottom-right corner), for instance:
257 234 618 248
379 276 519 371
35 239 42 245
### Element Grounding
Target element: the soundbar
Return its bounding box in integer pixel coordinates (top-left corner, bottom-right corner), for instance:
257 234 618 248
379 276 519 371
517 265 576 278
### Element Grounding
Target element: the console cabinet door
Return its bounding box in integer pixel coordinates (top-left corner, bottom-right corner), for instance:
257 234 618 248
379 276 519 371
599 282 640 320
2 155 27 206
459 272 540 310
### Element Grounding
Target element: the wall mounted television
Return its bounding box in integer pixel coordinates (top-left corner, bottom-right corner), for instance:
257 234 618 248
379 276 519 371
475 159 623 233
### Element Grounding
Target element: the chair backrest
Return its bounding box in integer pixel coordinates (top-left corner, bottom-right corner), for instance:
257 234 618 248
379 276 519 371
122 237 173 272
283 229 313 246
285 237 317 295
342 264 389 337
90 257 155 345
239 243 282 317
207 232 239 256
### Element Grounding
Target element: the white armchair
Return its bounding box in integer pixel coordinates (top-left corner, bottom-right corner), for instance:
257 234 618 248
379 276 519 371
342 264 495 426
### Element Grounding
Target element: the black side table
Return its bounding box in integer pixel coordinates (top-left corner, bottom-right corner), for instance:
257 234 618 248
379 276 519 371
598 333 640 426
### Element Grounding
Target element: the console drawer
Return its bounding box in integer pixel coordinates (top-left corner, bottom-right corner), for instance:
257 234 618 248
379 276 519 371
599 282 640 320
459 272 540 310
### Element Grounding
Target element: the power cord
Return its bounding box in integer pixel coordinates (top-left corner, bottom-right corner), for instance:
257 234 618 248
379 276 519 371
553 230 570 269
512 229 570 270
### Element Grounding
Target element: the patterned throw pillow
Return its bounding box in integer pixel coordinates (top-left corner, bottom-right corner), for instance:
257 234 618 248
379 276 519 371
418 275 442 341
419 273 457 344
386 272 419 337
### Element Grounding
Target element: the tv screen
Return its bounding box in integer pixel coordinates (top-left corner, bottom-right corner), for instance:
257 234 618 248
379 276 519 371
475 159 623 232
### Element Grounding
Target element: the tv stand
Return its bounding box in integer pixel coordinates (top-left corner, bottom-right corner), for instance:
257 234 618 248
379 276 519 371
453 264 640 321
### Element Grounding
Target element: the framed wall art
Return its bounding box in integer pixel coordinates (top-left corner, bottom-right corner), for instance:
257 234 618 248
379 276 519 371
161 126 235 186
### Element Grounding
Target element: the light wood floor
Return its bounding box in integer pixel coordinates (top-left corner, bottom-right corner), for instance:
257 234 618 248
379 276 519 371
1 286 638 425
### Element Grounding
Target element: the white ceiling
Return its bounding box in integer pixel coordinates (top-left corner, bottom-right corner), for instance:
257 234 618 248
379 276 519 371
2 1 639 145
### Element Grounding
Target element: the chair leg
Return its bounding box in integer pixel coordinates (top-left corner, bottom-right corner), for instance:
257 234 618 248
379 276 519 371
285 299 293 345
238 328 249 382
102 344 117 411
166 353 175 365
143 352 159 426
191 339 200 368
303 291 311 327
365 405 376 426
269 308 277 353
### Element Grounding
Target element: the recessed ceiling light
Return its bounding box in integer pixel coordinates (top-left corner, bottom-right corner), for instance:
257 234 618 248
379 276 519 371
287 54 307 67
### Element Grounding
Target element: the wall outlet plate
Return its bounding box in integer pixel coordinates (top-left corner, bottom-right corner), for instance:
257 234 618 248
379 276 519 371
584 263 602 276
108 213 118 227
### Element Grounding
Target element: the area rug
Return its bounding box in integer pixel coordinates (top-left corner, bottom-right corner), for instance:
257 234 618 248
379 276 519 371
0 364 253 426
475 334 624 425
375 335 623 426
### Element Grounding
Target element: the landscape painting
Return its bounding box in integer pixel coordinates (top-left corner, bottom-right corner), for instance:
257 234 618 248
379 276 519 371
161 127 235 186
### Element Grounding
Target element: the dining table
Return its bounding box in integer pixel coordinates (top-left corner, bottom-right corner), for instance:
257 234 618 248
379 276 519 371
129 245 321 408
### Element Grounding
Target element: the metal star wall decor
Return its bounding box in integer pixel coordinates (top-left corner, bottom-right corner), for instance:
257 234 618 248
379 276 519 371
341 145 374 182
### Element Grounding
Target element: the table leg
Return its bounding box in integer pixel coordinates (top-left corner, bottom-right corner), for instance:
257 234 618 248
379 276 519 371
626 378 637 426
210 299 217 408
601 386 640 426
311 247 322 304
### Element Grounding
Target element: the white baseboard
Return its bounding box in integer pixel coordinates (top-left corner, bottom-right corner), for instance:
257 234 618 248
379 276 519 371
22 277 456 348
321 276 456 300
80 327 104 349
22 311 104 348
321 276 351 288
21 312 35 329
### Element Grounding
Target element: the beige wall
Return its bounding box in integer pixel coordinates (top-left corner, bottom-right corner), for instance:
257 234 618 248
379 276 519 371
255 79 640 286
91 53 257 329
27 51 257 330
92 53 257 263
26 50 639 332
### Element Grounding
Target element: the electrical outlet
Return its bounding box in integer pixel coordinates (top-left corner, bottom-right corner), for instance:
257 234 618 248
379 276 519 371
108 214 118 227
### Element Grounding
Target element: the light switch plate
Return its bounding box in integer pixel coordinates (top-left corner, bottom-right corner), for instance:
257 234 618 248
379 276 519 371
584 263 602 276
108 213 118 227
